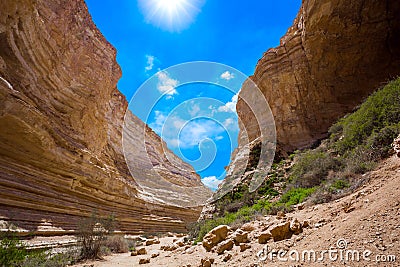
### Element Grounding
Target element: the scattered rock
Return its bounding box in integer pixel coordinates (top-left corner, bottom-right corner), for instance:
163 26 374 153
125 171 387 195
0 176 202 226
131 251 138 256
270 221 293 242
145 239 160 246
232 229 249 245
258 231 272 244
202 225 231 252
176 233 186 238
240 243 251 252
200 258 214 267
241 222 256 232
176 241 185 247
290 218 303 235
151 252 160 258
302 220 310 228
139 258 150 264
223 253 232 262
137 247 147 255
277 211 286 219
216 239 234 255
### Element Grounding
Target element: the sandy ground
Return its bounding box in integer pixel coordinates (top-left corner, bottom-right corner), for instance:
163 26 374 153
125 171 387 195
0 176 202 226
72 156 400 267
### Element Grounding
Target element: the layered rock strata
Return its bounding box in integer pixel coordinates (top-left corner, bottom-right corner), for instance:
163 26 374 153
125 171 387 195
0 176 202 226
0 0 208 235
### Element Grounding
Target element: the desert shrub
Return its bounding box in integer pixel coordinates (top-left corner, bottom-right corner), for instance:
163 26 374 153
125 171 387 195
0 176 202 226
21 249 79 267
290 150 342 188
0 234 27 266
330 179 350 191
277 187 317 208
102 236 129 253
331 78 400 154
77 213 115 260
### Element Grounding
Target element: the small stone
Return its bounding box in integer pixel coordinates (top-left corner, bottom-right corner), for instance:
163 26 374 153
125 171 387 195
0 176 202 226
240 243 251 252
137 247 147 255
223 253 232 262
290 218 303 235
151 252 160 258
139 258 150 264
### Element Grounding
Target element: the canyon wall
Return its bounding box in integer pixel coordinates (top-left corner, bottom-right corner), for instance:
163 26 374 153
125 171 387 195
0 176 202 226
237 0 400 154
0 0 208 235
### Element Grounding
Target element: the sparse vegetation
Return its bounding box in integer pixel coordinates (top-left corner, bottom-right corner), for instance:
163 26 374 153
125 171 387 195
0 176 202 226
0 233 27 266
102 235 129 254
77 212 115 260
0 232 78 267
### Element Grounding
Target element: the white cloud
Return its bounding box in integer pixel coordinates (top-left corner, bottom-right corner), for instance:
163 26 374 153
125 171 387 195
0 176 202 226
188 103 201 117
202 176 223 191
220 71 235 81
218 94 238 113
145 55 155 71
223 118 234 128
149 111 167 135
156 71 178 96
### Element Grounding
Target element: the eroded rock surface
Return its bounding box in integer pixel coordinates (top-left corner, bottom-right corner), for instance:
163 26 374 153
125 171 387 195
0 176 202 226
237 0 400 154
0 0 208 235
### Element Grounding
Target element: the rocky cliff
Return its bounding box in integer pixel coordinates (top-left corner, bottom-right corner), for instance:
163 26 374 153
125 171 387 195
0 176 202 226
237 0 400 155
0 0 209 235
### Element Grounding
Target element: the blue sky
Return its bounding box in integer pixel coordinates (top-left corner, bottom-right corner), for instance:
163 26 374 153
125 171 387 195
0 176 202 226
85 0 301 190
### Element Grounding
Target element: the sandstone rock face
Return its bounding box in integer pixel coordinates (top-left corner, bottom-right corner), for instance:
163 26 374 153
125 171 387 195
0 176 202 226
0 0 207 235
237 0 400 153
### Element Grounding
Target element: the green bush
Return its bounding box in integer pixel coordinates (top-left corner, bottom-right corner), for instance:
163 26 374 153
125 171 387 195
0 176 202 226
277 187 317 208
331 78 400 154
0 234 27 266
290 150 342 188
21 249 79 267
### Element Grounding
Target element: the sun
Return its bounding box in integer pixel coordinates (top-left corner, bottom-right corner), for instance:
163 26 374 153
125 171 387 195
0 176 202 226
157 0 186 14
138 0 204 32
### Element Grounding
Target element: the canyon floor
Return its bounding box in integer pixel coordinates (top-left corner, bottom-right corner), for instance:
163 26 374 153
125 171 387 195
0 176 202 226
71 155 400 267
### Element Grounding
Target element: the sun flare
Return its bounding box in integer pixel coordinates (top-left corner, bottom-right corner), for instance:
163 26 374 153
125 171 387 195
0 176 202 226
138 0 204 32
157 0 186 14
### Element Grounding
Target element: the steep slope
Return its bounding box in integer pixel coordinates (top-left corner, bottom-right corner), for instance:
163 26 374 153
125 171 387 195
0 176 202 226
0 0 208 235
237 0 400 155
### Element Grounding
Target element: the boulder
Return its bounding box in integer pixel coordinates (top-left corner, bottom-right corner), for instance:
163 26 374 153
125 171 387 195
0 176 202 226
216 239 234 255
258 231 272 244
232 229 249 244
139 258 150 264
241 222 256 232
270 222 293 242
202 225 231 252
